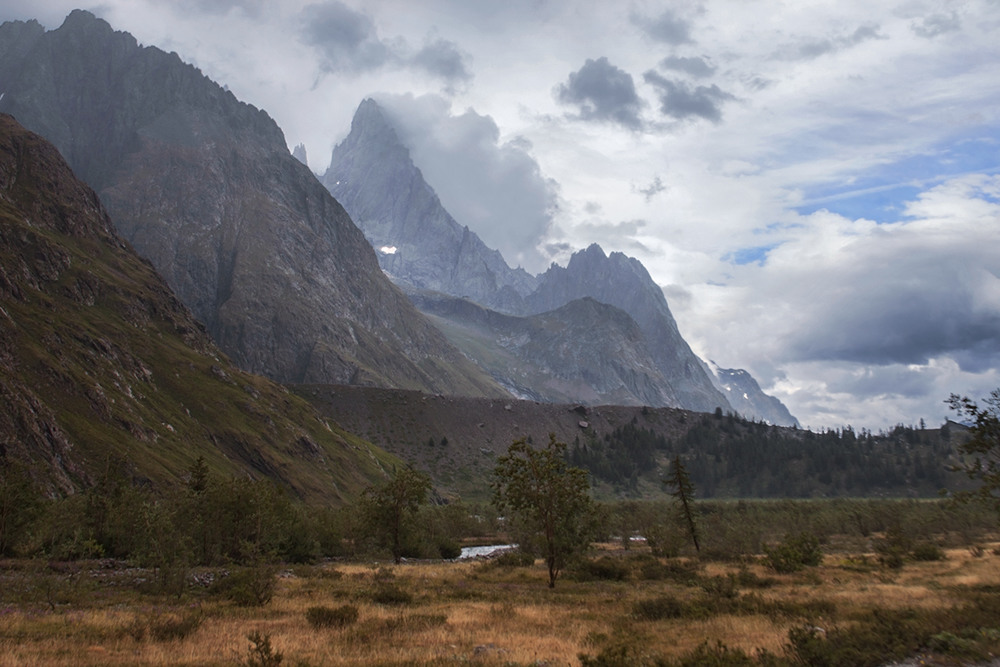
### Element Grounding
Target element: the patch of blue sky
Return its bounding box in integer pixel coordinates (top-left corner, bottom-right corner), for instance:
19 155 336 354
794 132 1000 222
724 243 780 266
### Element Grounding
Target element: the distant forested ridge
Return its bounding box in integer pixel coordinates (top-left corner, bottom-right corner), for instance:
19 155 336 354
569 412 960 498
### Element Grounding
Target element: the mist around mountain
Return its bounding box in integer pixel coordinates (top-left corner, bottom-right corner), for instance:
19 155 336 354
0 11 504 399
325 99 797 424
0 113 392 502
322 99 538 313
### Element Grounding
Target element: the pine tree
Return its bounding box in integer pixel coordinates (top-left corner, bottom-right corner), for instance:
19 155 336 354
665 456 700 553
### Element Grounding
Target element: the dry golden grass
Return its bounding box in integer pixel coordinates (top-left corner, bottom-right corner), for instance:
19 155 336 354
2 544 1000 666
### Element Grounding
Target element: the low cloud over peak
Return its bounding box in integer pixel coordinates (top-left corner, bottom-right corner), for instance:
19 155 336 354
376 93 558 273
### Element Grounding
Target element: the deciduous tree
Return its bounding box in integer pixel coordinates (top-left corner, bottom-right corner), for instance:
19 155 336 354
492 434 595 587
361 466 432 563
948 390 1000 511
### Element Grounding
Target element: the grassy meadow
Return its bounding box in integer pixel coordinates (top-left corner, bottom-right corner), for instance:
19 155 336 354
3 516 1000 666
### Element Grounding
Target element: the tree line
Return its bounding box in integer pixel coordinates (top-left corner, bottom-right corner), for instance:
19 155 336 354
3 388 1000 592
569 412 959 497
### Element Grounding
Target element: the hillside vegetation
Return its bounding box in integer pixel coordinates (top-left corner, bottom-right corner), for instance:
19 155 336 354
299 385 970 501
0 114 393 502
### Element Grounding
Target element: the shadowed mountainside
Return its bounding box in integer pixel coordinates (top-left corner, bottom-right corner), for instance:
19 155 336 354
0 113 393 502
0 11 504 398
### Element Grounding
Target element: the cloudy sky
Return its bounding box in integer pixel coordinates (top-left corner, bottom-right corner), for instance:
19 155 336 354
5 0 1000 431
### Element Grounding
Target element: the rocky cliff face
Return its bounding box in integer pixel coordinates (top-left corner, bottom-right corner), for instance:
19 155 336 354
705 361 800 427
411 291 676 406
0 114 390 501
323 99 538 312
0 11 503 397
524 244 731 414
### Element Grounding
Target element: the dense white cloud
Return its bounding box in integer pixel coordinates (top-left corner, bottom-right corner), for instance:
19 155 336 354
5 0 1000 430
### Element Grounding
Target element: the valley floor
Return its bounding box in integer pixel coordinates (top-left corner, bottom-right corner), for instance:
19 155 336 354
3 538 1000 666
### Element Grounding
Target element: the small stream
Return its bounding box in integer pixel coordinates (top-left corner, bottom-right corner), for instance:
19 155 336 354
456 544 517 560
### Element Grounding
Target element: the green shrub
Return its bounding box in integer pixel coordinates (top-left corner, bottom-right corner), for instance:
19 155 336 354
673 640 760 666
911 542 945 561
578 643 654 667
700 574 739 599
371 585 413 605
570 556 630 581
786 610 928 667
735 567 777 589
633 595 686 620
766 532 823 573
636 557 700 584
211 565 276 606
577 628 661 667
438 540 462 560
305 604 359 629
927 631 981 657
241 630 283 667
483 548 535 569
137 609 202 641
874 525 911 570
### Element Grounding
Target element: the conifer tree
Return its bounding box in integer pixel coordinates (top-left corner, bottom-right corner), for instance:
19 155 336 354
665 455 700 553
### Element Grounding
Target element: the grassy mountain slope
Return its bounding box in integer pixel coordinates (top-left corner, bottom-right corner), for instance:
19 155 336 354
0 114 393 502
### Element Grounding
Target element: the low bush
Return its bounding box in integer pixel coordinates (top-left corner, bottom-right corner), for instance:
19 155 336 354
672 640 763 667
911 542 945 561
636 557 701 584
766 532 823 573
633 595 686 620
481 548 535 569
211 565 275 607
438 540 462 560
306 604 359 629
570 556 630 582
874 525 911 570
147 609 203 641
786 609 928 667
240 630 283 667
371 585 413 605
700 574 740 599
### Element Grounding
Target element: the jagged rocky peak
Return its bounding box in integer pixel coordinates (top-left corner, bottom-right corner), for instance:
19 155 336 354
0 11 505 398
292 143 308 167
323 98 538 311
524 243 732 414
706 361 800 427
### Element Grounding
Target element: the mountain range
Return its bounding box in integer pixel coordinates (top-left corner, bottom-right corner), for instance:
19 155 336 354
0 6 797 473
324 99 797 425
